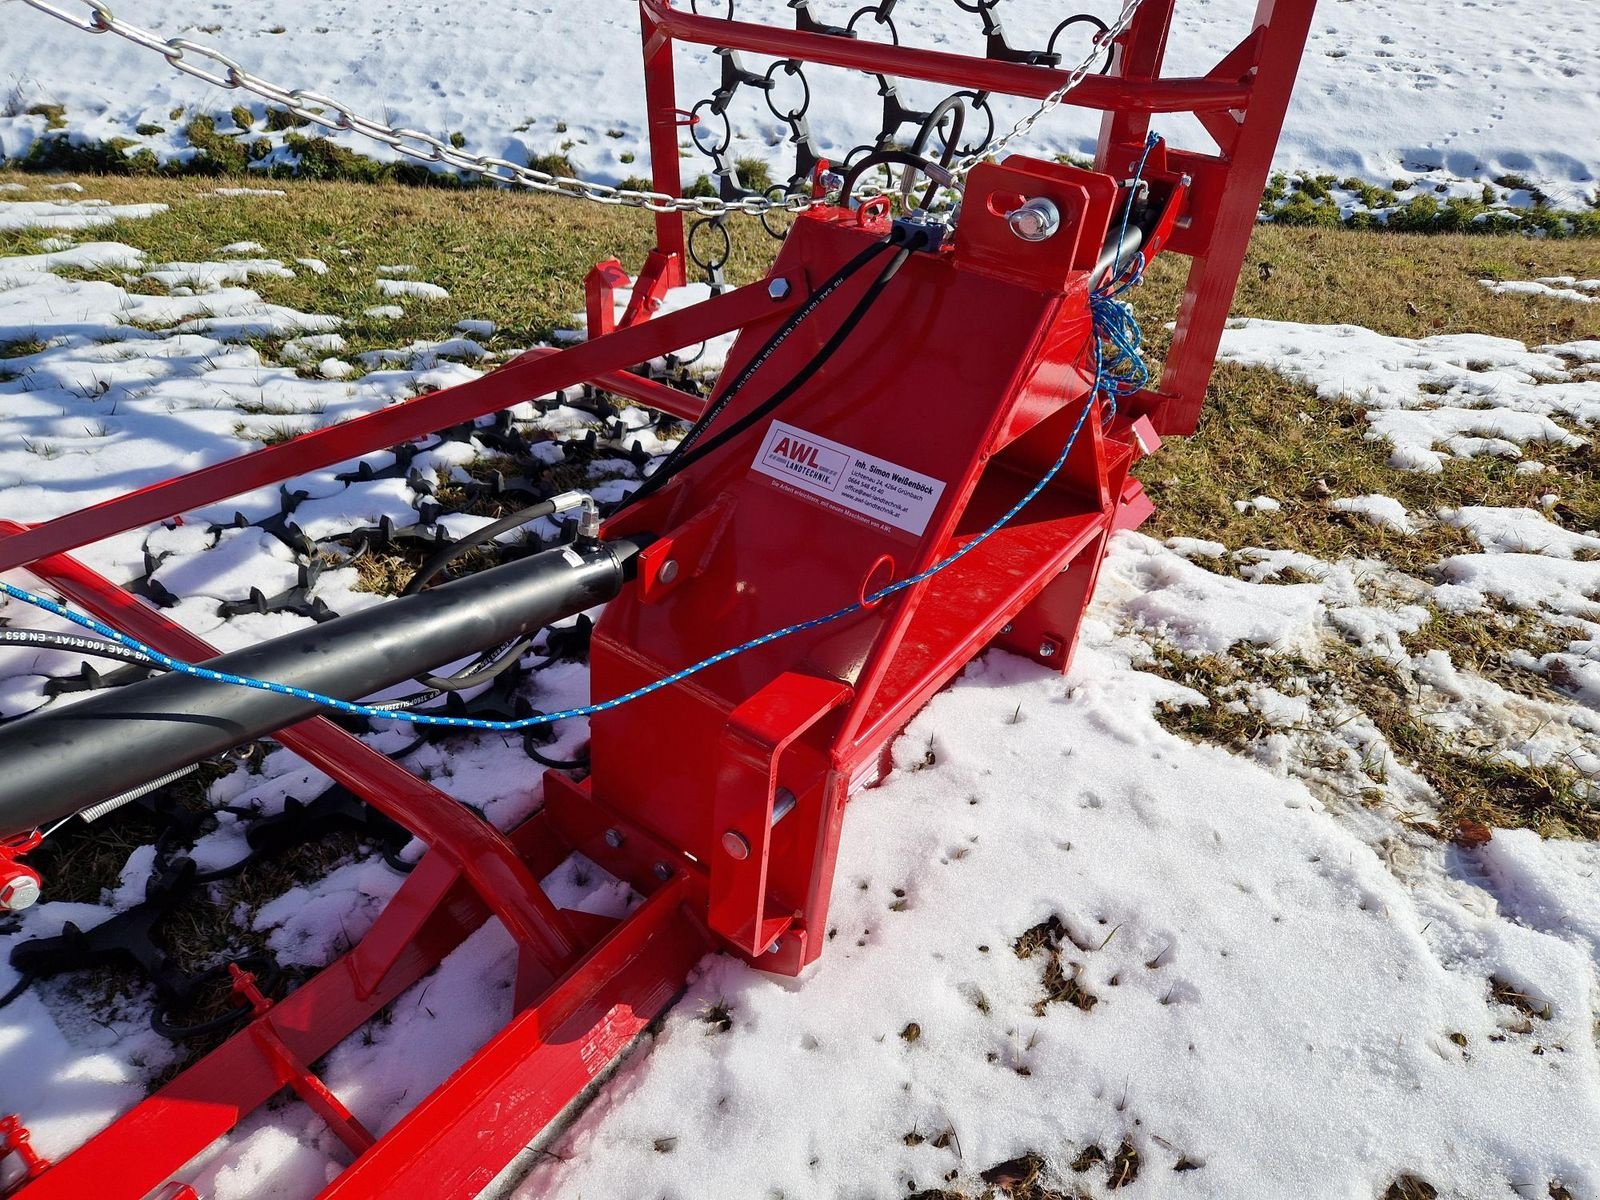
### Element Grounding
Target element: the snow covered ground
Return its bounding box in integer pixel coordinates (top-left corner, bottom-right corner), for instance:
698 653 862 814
1 0 1598 212
2 186 1600 1199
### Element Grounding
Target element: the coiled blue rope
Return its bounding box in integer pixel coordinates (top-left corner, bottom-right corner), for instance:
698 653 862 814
0 139 1159 734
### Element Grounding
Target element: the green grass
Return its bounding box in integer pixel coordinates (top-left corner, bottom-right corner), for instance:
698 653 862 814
0 169 781 364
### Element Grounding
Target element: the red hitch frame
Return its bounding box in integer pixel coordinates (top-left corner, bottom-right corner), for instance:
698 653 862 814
1 2 1314 1195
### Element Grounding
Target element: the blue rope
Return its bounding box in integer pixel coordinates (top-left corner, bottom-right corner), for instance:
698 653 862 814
0 140 1159 734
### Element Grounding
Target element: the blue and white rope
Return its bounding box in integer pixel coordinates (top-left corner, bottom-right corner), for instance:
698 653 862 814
0 139 1160 734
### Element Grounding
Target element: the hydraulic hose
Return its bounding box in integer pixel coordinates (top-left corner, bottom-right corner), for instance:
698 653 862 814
0 534 648 838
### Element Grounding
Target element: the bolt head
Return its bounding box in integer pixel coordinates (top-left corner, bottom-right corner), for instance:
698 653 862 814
653 862 673 881
658 558 680 585
0 874 41 912
721 829 751 860
1007 197 1061 242
1038 641 1057 658
766 938 782 955
604 828 624 849
1001 622 1014 635
767 277 791 300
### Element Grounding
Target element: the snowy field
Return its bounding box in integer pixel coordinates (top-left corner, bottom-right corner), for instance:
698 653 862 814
1 0 1598 212
0 178 1598 1199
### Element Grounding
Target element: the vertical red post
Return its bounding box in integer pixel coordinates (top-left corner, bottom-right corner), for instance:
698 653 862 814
1108 0 1317 435
641 4 688 288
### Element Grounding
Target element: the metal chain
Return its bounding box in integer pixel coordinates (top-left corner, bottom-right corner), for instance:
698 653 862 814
951 0 1145 178
17 0 825 217
20 0 1142 212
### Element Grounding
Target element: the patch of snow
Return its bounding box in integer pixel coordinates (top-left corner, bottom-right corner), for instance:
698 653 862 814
1217 320 1598 473
1482 277 1600 304
0 199 167 232
376 278 449 301
1232 495 1281 513
1442 506 1600 558
1332 493 1415 533
362 305 403 320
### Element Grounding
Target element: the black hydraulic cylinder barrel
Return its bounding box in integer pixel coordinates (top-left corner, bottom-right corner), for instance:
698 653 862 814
0 536 645 838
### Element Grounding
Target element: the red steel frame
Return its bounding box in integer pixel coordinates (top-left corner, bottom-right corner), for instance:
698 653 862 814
0 2 1314 1195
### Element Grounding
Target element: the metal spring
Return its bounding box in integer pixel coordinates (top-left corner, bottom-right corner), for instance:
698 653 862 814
76 765 199 824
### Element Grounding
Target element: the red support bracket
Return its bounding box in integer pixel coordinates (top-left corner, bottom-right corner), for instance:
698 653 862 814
0 1115 51 1191
585 258 631 338
710 673 852 957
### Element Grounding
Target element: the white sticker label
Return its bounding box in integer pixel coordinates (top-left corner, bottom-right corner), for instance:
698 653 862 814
751 420 946 537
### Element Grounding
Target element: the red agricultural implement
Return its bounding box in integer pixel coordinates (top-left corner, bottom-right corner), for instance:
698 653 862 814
0 0 1316 1194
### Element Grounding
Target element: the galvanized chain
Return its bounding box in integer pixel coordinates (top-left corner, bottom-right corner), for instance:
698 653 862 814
17 0 826 217
951 0 1144 178
20 0 1141 235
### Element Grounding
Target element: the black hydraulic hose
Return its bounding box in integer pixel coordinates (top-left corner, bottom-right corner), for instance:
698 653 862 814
0 534 649 838
627 241 914 498
0 628 161 670
401 497 560 596
400 498 564 691
838 150 951 211
1093 220 1146 289
906 95 967 210
617 237 899 512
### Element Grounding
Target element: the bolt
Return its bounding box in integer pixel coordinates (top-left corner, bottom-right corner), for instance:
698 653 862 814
1038 641 1057 658
604 828 624 849
1001 622 1014 635
653 862 672 881
768 277 791 300
721 829 751 860
766 938 782 955
658 558 680 585
1007 197 1061 242
0 875 41 912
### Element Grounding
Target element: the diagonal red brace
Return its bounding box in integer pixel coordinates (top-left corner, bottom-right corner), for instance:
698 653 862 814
0 275 797 575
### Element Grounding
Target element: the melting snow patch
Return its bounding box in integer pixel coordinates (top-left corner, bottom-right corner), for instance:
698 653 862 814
376 278 449 301
0 199 167 231
1441 506 1600 558
363 304 404 320
1217 320 1598 472
1332 493 1415 533
1101 532 1323 655
144 259 296 292
1482 277 1600 304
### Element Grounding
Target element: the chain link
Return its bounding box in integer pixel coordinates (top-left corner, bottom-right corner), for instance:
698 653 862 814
951 0 1144 178
20 0 1142 214
18 0 827 217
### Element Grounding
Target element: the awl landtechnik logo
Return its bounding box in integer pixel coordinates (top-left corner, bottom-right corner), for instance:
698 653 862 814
751 420 946 537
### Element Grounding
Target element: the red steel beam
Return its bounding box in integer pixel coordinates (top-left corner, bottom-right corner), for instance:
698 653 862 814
508 348 707 423
3 524 582 978
0 276 793 574
317 876 709 1199
640 0 1255 113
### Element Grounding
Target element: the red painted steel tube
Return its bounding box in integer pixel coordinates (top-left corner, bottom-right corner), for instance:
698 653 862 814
12 852 479 1200
641 3 689 284
639 0 1254 112
0 276 794 574
506 348 706 423
317 877 708 1199
2 524 582 976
